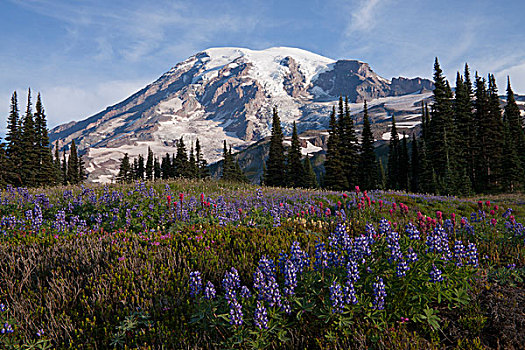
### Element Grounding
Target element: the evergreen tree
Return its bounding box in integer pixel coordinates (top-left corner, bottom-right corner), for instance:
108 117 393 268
78 155 86 183
154 157 161 180
324 106 347 190
453 70 474 187
161 153 171 179
117 153 132 183
410 134 420 193
34 94 55 186
399 132 410 191
5 92 21 185
221 140 235 181
358 101 378 190
418 140 436 194
67 140 79 184
302 154 317 188
195 138 209 179
264 107 286 187
473 73 489 192
378 159 387 190
61 150 67 186
286 121 305 187
0 138 7 187
504 77 525 182
428 58 456 192
188 143 198 179
486 74 504 190
20 89 38 186
501 120 524 192
145 147 154 181
338 96 359 187
54 141 62 186
174 137 189 178
132 158 138 180
387 115 400 190
137 154 145 180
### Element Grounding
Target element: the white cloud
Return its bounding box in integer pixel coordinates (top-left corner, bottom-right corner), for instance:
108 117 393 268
495 61 525 95
345 0 384 36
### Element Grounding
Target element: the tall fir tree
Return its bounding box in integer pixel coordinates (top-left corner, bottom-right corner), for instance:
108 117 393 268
302 154 317 188
161 153 171 179
5 92 21 185
145 147 154 181
195 138 209 179
20 88 38 186
222 140 235 181
67 140 80 184
501 120 524 192
286 121 305 187
117 153 132 183
486 74 504 190
54 141 63 186
410 134 420 193
338 96 359 187
324 106 347 190
174 137 189 178
358 101 378 190
188 143 198 179
264 107 286 187
154 157 161 180
61 150 67 186
473 73 489 192
453 70 474 188
387 115 400 190
504 77 525 184
137 154 145 180
34 94 55 186
428 58 457 192
399 132 410 191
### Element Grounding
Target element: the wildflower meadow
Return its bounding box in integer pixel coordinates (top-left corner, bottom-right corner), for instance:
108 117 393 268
0 180 524 349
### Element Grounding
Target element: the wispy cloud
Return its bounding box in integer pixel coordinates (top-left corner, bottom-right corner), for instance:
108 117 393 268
345 0 385 36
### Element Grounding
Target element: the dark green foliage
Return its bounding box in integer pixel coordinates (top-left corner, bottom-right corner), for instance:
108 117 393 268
410 134 420 193
154 157 161 180
54 141 62 186
146 147 154 181
161 153 172 179
61 150 67 185
338 96 359 187
286 122 305 187
117 153 133 183
222 142 248 183
195 139 210 179
504 78 525 186
324 107 347 190
188 144 198 179
66 140 80 184
387 115 400 190
20 89 38 186
399 132 410 191
453 70 474 188
501 120 523 192
358 101 378 190
174 137 189 178
302 154 317 188
137 154 145 180
264 107 286 187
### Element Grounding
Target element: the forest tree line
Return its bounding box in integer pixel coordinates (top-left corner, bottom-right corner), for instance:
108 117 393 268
0 90 85 188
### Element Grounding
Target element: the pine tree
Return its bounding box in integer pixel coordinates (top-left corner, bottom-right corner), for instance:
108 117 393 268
486 74 504 190
137 154 145 180
154 157 161 180
264 107 286 187
428 58 456 192
117 153 132 183
473 73 489 192
188 143 198 179
286 121 305 187
501 120 524 192
34 94 55 186
132 158 138 180
5 92 22 185
302 154 317 188
67 140 79 184
61 150 67 186
504 77 525 183
78 155 86 183
410 134 420 193
20 89 38 186
145 147 154 181
453 70 474 187
324 106 347 190
387 115 400 190
195 138 209 179
399 132 410 191
174 137 189 178
221 140 235 181
338 96 359 187
358 101 378 190
418 140 436 194
161 153 171 179
54 141 62 186
0 138 7 187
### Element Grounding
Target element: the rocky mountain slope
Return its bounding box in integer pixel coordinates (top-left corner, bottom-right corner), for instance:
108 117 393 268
49 47 434 183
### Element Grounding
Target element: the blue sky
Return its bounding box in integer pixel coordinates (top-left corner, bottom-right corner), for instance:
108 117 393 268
1 0 524 132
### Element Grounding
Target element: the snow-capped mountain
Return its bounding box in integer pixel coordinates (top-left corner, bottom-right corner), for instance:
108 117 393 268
49 47 434 183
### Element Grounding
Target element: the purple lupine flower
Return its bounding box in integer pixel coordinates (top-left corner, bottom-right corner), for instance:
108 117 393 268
344 282 358 305
406 247 418 263
254 301 268 329
346 259 360 282
263 278 282 308
453 240 466 267
466 243 479 268
405 222 420 240
365 223 377 244
240 285 251 299
372 277 387 310
289 241 309 272
387 231 402 263
36 329 44 337
330 281 345 313
222 267 241 301
351 235 372 264
1 322 13 334
253 267 265 293
0 303 5 312
378 218 391 236
329 223 351 252
283 260 297 296
314 242 329 270
228 298 243 326
429 265 444 283
189 271 202 297
204 281 216 300
396 258 409 277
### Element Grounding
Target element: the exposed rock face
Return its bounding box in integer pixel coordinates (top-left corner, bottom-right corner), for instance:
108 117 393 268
49 47 434 183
